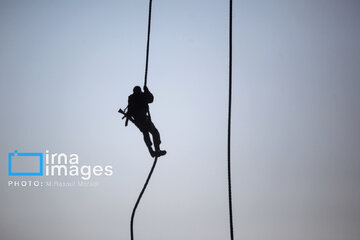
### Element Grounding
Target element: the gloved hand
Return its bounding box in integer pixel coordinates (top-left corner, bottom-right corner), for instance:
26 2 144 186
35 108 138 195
143 86 149 92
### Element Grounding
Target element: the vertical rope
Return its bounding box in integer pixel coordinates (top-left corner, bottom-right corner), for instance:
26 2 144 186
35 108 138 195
130 157 158 240
130 1 156 238
144 0 153 87
227 0 234 240
130 0 158 240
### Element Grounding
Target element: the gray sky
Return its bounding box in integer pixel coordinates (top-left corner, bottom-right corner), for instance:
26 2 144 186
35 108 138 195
0 0 359 240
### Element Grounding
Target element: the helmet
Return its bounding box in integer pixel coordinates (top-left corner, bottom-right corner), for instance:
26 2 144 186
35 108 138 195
133 86 141 94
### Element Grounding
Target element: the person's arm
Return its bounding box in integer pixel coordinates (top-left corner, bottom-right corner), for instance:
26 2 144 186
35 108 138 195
127 95 134 114
143 86 154 103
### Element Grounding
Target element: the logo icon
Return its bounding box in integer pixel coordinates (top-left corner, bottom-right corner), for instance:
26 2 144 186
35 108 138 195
8 150 43 176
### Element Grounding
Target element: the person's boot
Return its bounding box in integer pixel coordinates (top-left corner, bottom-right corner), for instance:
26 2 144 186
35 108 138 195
154 145 167 157
154 150 166 157
150 150 158 158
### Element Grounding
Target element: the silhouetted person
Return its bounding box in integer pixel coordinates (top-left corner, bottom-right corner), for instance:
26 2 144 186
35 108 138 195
127 86 166 158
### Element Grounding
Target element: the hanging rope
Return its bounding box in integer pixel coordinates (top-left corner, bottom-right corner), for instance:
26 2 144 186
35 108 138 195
130 157 158 240
144 0 153 87
227 0 234 240
130 1 156 240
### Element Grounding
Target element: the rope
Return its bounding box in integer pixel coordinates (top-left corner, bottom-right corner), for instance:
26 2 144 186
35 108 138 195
130 157 158 240
144 0 153 87
227 0 234 240
130 2 156 239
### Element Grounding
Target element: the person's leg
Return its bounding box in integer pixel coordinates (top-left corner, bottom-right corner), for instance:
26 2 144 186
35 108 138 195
148 121 166 157
143 131 155 157
150 124 161 149
134 118 156 157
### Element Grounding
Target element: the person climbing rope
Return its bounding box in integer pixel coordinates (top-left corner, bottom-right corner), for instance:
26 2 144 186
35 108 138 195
120 86 166 158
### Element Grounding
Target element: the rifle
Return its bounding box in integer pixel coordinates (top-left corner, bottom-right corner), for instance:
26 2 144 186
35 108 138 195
118 107 134 126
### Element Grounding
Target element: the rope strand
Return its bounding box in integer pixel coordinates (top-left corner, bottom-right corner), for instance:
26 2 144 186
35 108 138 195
144 0 153 87
130 157 158 240
130 1 156 239
227 0 234 240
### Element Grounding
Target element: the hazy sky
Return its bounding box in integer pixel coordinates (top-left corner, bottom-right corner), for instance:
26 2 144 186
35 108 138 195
0 0 359 240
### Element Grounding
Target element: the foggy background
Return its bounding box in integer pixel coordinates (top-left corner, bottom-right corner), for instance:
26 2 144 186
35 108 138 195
0 0 359 240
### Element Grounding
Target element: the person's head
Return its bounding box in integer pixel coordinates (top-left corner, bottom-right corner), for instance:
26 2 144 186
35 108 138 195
133 86 141 94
